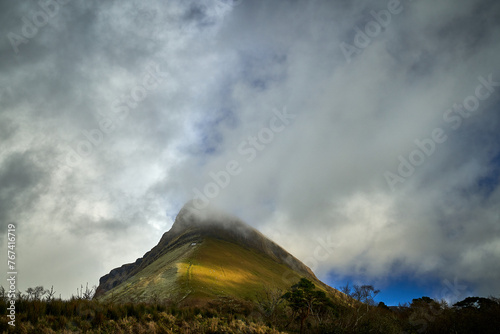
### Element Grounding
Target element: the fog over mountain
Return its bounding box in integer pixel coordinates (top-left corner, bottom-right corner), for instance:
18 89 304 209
0 0 499 303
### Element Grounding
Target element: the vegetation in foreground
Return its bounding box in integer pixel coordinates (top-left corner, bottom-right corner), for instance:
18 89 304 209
1 280 500 334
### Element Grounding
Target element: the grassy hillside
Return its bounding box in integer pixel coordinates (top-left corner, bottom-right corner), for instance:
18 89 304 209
97 236 340 305
97 241 194 303
95 203 317 300
178 237 304 301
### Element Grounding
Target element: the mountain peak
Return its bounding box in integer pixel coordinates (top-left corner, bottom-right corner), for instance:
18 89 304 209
170 200 250 234
95 202 337 304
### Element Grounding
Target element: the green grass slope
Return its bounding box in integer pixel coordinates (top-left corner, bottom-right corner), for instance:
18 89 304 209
96 202 348 306
97 236 341 305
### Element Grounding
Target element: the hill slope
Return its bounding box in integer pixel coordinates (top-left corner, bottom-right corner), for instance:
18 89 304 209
95 202 343 304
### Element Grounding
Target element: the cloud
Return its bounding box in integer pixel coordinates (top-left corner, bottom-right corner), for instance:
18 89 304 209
1 0 499 301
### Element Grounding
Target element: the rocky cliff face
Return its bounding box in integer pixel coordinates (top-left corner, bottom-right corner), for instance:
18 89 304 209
95 202 316 299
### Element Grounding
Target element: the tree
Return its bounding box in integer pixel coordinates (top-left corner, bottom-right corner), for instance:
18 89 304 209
339 283 381 330
26 286 48 301
45 286 56 301
450 296 500 333
282 278 333 334
74 283 96 300
256 286 284 326
378 301 390 311
453 296 498 310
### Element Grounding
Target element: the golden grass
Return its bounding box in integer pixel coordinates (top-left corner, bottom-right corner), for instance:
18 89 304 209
98 236 340 304
175 238 304 301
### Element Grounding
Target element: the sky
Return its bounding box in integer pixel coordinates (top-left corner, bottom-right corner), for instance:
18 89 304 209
0 0 499 305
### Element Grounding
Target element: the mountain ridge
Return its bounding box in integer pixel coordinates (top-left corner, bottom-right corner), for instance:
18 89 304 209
94 202 341 304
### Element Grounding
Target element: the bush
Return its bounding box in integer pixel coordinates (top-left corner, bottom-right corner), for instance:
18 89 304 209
1 283 498 334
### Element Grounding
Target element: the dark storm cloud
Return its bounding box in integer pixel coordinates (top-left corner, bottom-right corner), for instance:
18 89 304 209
0 117 19 142
0 151 51 233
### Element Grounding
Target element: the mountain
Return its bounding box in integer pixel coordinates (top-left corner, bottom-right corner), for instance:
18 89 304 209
94 201 344 305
